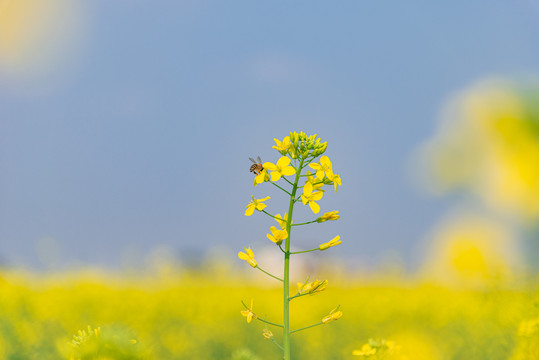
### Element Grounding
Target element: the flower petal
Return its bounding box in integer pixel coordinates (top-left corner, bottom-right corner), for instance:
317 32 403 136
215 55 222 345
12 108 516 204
303 182 313 196
281 166 296 176
309 201 320 214
245 205 255 216
270 171 282 182
276 156 291 168
263 162 277 171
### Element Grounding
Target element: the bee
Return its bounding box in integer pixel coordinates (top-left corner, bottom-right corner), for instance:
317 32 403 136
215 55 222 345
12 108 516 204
249 156 264 175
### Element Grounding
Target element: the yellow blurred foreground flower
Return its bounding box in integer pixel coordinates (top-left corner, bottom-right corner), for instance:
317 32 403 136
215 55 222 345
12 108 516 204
245 196 271 216
352 344 377 357
319 236 342 250
238 247 257 268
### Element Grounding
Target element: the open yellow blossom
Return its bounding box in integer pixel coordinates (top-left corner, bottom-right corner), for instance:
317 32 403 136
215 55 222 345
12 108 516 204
245 196 271 216
254 168 270 186
240 299 257 323
330 174 342 193
352 344 377 357
322 306 342 324
305 170 324 190
301 182 324 214
238 247 257 268
319 236 341 250
267 226 288 245
272 136 293 155
317 211 340 223
309 155 334 180
263 156 296 182
297 279 328 295
274 213 288 229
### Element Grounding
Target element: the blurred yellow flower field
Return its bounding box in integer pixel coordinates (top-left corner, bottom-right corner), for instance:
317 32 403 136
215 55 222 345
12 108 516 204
0 265 537 359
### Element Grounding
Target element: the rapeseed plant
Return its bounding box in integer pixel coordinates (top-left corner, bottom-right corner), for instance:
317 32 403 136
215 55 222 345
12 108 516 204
239 131 342 359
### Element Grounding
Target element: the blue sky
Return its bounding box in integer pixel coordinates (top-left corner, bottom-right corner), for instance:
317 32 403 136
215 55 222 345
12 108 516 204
1 1 539 269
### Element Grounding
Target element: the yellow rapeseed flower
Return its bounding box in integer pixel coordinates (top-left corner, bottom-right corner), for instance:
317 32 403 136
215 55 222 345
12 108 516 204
317 211 340 223
301 182 324 214
263 156 296 182
272 136 294 155
253 168 270 186
274 213 288 229
322 306 342 324
319 236 342 250
245 196 271 216
267 226 288 245
262 329 273 339
297 279 328 295
238 247 257 268
240 299 257 323
309 155 334 180
330 174 342 193
305 170 324 190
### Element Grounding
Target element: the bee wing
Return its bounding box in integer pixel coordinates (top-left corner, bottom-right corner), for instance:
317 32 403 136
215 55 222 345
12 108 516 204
257 156 262 163
249 157 256 164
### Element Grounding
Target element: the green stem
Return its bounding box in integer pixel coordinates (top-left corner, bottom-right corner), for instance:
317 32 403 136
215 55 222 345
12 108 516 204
290 248 319 255
291 220 318 226
261 210 287 223
283 177 294 186
241 301 283 328
283 158 304 360
257 317 284 328
270 337 284 351
288 292 310 301
270 181 292 196
256 266 283 282
290 322 324 334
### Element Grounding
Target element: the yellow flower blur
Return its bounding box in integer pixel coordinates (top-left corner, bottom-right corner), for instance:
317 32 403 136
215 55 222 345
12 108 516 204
245 196 271 216
352 344 377 357
238 247 257 268
422 79 539 220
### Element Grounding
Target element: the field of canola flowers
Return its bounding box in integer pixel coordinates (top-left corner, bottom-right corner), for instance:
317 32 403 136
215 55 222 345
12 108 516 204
0 264 538 360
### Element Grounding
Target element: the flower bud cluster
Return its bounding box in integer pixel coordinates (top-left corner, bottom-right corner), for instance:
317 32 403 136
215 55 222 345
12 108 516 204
289 131 327 158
